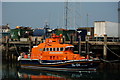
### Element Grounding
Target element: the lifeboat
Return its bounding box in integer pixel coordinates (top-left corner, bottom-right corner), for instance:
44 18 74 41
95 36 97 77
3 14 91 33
18 34 100 71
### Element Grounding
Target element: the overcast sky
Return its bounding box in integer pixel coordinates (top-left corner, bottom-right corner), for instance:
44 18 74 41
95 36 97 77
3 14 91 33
2 2 119 29
1 0 120 2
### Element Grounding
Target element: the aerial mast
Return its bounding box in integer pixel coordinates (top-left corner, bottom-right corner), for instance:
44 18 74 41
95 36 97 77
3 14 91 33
65 0 68 29
86 13 88 27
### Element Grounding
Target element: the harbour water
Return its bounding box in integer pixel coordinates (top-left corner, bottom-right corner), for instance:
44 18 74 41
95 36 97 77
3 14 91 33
1 52 120 80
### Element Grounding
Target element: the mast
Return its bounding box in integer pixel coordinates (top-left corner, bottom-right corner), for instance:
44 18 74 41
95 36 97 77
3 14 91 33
65 0 68 29
44 20 49 39
87 13 88 27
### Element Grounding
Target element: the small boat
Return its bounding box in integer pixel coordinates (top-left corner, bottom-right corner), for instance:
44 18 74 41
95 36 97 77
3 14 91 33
18 34 100 71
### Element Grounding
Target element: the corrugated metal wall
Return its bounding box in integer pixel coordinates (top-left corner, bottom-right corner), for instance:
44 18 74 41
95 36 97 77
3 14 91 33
94 21 106 37
106 21 118 37
94 21 119 37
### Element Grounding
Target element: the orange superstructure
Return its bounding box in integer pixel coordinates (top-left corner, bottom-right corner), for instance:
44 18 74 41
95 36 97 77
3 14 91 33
31 34 85 60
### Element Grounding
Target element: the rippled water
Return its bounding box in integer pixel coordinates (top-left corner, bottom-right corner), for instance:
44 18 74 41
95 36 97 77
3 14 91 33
1 55 120 80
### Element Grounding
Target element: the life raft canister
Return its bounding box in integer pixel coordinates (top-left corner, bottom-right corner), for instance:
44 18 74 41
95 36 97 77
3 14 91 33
24 54 28 58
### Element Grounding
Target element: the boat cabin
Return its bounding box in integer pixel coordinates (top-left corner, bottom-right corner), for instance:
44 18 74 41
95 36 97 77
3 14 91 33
31 34 85 60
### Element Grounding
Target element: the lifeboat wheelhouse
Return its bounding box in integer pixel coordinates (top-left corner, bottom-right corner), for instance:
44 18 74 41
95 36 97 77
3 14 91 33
31 34 85 61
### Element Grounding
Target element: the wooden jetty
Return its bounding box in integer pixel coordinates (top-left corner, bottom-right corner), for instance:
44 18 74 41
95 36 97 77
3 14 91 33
2 35 120 60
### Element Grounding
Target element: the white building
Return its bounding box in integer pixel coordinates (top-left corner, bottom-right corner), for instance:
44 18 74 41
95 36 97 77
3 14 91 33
1 24 10 33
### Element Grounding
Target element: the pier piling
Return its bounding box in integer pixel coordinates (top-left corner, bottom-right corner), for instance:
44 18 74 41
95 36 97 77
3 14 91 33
103 34 107 59
85 36 89 55
78 35 81 55
70 34 73 44
35 37 38 45
5 36 9 59
29 36 33 52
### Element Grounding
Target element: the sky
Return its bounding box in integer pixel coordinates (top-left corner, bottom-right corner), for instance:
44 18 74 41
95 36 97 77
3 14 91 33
1 0 120 2
2 2 119 29
0 2 2 25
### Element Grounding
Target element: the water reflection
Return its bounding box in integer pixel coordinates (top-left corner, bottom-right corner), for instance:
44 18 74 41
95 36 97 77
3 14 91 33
18 69 69 80
18 69 103 80
18 68 99 80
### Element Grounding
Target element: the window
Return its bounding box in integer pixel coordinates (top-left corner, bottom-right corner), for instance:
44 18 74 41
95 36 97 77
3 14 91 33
60 48 64 51
70 47 73 51
50 48 52 51
50 56 52 59
53 48 55 51
43 48 47 51
65 47 69 51
53 56 55 59
57 48 59 51
46 48 49 51
43 48 45 51
70 47 74 52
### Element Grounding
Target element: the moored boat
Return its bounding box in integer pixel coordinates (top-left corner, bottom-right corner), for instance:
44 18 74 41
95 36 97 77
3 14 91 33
18 34 100 71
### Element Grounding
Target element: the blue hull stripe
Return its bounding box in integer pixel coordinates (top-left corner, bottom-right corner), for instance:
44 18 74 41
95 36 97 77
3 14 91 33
19 59 100 69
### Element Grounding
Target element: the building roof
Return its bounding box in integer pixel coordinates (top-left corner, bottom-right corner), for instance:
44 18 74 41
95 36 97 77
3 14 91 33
0 24 10 29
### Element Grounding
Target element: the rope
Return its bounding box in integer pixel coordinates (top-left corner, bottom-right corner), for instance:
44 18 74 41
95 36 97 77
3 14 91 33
100 45 120 63
100 58 120 63
105 45 120 58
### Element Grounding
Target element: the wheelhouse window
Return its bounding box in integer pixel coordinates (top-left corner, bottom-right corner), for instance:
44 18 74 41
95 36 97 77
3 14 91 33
50 48 52 51
46 48 49 51
71 47 73 50
70 47 74 52
65 46 74 51
53 48 56 51
65 47 69 51
60 47 64 51
43 48 47 51
57 48 59 51
44 47 65 51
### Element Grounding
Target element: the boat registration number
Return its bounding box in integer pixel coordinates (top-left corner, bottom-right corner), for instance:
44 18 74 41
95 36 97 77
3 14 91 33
71 63 81 67
71 63 88 67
